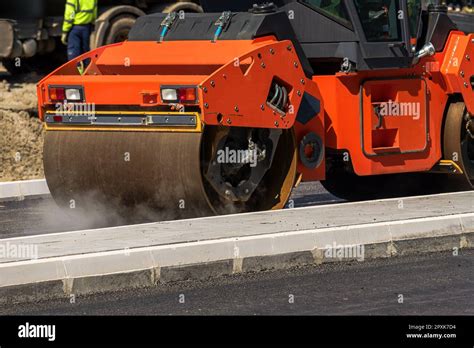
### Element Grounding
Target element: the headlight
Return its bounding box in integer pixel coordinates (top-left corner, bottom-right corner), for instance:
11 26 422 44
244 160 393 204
65 88 82 101
161 88 178 102
161 86 197 103
48 85 84 102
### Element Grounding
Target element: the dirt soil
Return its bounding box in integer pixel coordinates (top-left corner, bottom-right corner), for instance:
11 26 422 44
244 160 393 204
0 67 44 182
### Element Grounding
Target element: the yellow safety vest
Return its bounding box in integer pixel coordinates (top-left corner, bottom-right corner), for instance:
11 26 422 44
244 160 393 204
62 0 98 33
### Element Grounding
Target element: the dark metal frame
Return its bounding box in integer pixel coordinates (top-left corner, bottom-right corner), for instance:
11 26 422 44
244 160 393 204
297 0 354 30
344 0 414 67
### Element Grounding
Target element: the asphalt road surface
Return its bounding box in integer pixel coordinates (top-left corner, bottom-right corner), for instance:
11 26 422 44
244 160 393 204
1 250 472 315
0 182 341 238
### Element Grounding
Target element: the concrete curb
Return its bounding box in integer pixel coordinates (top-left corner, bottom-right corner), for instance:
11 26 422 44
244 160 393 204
0 212 472 305
0 179 49 202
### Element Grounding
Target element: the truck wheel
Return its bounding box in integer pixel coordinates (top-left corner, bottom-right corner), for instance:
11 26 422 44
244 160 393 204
104 16 137 45
161 2 203 13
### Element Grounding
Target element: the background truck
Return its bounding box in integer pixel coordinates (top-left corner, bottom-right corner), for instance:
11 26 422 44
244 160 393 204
0 0 202 73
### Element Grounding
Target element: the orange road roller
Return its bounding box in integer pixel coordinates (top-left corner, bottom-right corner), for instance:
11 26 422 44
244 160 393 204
37 1 474 220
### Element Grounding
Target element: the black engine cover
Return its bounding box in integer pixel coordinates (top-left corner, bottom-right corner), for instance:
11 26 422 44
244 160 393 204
128 10 313 77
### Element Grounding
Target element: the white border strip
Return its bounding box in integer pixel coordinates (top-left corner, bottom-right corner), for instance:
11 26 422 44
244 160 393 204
0 179 49 201
0 212 472 288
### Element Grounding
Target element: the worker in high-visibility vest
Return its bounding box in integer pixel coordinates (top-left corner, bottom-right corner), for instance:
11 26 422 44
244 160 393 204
61 0 98 61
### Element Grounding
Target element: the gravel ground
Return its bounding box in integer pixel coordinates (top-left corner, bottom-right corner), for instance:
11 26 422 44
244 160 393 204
0 67 44 182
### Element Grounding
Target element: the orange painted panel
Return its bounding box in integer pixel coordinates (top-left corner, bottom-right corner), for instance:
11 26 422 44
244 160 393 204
361 78 428 156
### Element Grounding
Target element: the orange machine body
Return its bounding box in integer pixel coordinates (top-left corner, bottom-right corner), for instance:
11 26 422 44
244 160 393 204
37 31 474 183
38 36 326 181
314 31 474 178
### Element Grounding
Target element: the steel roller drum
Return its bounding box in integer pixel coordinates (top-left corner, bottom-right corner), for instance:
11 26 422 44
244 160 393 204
44 131 216 221
443 101 474 190
43 129 297 222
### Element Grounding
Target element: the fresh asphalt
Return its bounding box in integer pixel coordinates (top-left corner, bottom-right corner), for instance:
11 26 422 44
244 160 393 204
1 249 472 315
1 180 471 316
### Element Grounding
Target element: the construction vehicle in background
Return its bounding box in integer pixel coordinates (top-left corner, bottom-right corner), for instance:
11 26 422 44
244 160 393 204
0 0 202 73
37 0 474 221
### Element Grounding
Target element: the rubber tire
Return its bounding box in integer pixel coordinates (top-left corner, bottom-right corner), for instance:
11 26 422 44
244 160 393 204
104 16 137 45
